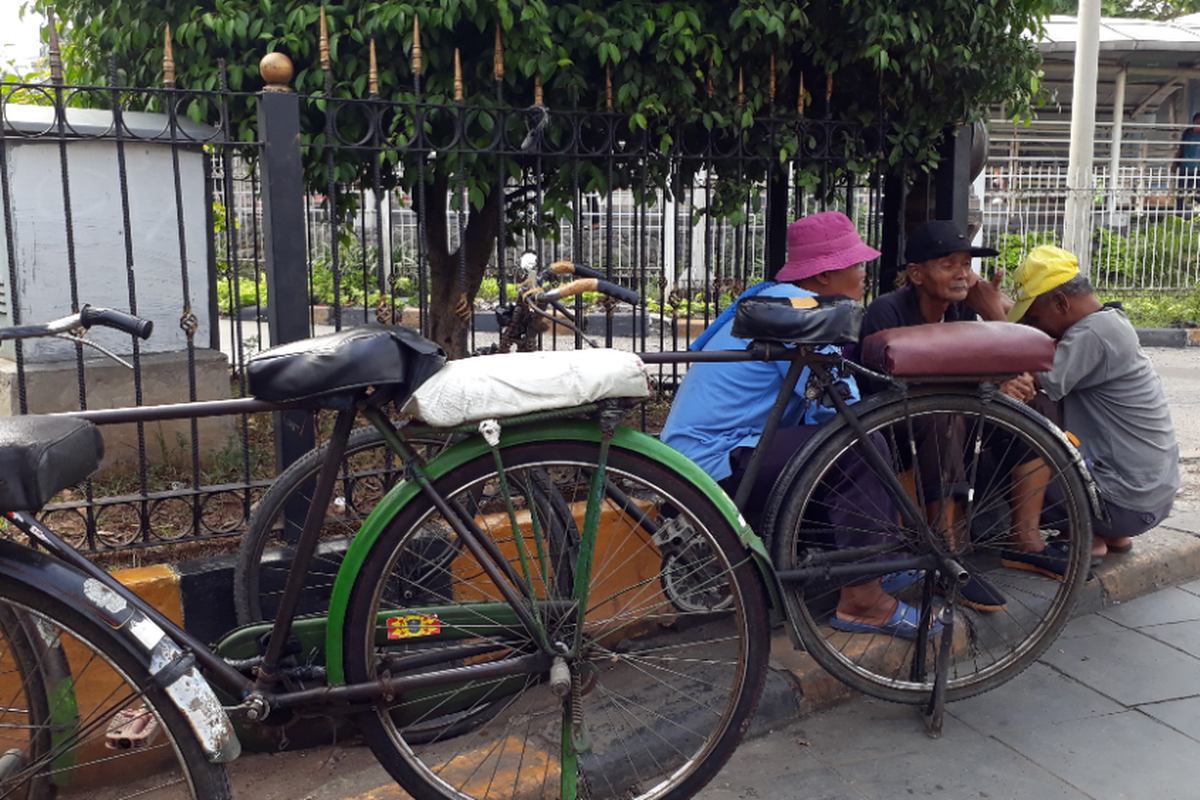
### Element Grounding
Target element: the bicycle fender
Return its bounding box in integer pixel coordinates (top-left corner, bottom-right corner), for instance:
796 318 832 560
324 420 781 685
0 539 241 764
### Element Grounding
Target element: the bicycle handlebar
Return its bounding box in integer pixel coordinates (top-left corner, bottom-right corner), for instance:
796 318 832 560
542 261 640 305
0 305 154 342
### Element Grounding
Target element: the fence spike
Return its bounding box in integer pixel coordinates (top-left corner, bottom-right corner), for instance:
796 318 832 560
319 6 331 77
412 14 422 77
535 76 543 107
494 23 504 81
798 71 805 116
163 24 176 89
738 68 744 108
455 48 463 101
606 65 613 111
47 8 63 85
769 55 776 106
825 71 833 118
369 38 379 98
707 54 713 99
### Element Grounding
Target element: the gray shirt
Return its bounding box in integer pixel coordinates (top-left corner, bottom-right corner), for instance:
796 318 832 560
1038 307 1179 511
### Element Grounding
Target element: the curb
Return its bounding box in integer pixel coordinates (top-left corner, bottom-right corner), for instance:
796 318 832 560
1137 327 1200 348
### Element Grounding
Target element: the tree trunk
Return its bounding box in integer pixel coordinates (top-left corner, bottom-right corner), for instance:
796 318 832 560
421 171 503 359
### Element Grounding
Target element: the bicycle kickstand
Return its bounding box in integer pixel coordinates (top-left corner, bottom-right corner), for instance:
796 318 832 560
921 609 954 738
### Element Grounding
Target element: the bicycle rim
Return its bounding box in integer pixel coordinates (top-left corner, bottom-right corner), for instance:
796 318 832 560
770 391 1092 704
344 439 769 800
0 585 230 799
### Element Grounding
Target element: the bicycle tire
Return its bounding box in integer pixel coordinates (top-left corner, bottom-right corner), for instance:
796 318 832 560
0 578 231 799
342 438 769 800
234 426 448 625
767 389 1092 704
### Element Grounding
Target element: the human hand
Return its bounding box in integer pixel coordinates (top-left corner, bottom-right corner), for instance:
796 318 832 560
998 372 1036 403
966 269 1012 321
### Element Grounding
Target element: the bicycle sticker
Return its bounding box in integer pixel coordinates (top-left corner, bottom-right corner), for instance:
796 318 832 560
387 614 442 640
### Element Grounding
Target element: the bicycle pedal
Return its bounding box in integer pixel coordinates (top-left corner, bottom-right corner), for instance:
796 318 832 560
105 707 161 750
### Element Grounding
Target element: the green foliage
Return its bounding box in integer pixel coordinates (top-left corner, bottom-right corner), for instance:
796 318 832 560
993 230 1058 275
41 0 1053 190
215 274 265 315
1105 292 1200 328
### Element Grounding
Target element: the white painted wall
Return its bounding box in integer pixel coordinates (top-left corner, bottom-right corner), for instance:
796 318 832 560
1 136 211 361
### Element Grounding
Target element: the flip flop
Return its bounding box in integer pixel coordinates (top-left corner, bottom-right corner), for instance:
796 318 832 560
829 600 943 640
879 569 925 594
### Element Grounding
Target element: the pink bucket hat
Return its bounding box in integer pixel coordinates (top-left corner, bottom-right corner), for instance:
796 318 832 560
776 211 881 282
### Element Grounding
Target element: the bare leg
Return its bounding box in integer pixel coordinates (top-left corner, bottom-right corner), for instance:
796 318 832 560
1007 458 1049 552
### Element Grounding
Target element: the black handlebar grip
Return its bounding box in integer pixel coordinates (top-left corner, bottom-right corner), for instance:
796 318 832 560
568 263 606 280
79 305 154 339
595 280 641 306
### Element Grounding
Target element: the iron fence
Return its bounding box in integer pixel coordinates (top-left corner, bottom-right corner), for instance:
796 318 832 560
1 65 888 553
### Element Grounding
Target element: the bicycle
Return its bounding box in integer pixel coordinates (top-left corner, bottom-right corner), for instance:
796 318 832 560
0 285 1093 799
235 263 1096 729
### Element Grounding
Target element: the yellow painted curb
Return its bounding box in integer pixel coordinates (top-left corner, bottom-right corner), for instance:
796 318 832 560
112 563 183 626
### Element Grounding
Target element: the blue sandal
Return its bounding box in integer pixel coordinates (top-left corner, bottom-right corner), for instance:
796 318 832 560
829 600 943 640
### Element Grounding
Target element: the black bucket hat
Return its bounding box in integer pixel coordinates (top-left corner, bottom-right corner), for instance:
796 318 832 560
905 220 999 263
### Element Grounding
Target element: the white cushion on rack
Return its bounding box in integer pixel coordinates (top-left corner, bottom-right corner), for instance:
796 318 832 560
400 349 651 427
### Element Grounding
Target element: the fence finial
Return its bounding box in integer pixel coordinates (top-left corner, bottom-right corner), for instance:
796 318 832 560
494 23 504 81
369 38 379 98
707 54 714 99
454 48 463 101
606 65 613 111
738 68 744 108
260 52 295 92
535 76 543 106
825 71 833 118
319 6 331 77
769 55 776 106
412 14 422 77
163 25 176 89
47 8 63 85
798 71 805 116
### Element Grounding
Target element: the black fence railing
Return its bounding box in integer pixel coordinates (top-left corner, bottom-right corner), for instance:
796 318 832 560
1 71 889 553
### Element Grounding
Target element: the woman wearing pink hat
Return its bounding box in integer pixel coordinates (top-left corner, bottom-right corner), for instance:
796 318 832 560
662 211 937 639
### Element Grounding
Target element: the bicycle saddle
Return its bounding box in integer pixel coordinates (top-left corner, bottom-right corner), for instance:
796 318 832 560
860 321 1056 377
731 295 864 345
0 417 104 512
401 348 651 427
246 326 446 408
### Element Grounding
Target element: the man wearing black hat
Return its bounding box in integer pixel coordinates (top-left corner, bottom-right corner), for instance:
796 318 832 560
858 220 1028 614
860 219 1010 336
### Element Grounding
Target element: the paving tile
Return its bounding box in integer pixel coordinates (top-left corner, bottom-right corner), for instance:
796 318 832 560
1159 509 1200 534
1099 586 1200 627
1177 576 1200 597
948 662 1124 738
1040 627 1200 706
1139 696 1200 743
994 709 1200 800
1059 612 1126 639
1139 619 1200 657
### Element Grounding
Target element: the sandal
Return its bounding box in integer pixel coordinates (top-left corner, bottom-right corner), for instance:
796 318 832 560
829 600 943 640
879 569 925 594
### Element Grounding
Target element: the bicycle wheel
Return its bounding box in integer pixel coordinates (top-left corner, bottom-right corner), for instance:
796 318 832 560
0 580 231 798
235 426 448 625
768 389 1092 704
343 438 769 800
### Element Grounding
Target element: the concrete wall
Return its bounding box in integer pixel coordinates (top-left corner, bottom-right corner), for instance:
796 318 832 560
0 135 212 362
0 349 234 472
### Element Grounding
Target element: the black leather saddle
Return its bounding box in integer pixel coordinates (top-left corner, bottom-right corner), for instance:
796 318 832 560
731 295 864 345
0 417 104 512
246 327 446 409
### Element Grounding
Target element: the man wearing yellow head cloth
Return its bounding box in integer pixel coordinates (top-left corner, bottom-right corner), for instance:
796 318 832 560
1006 245 1179 561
